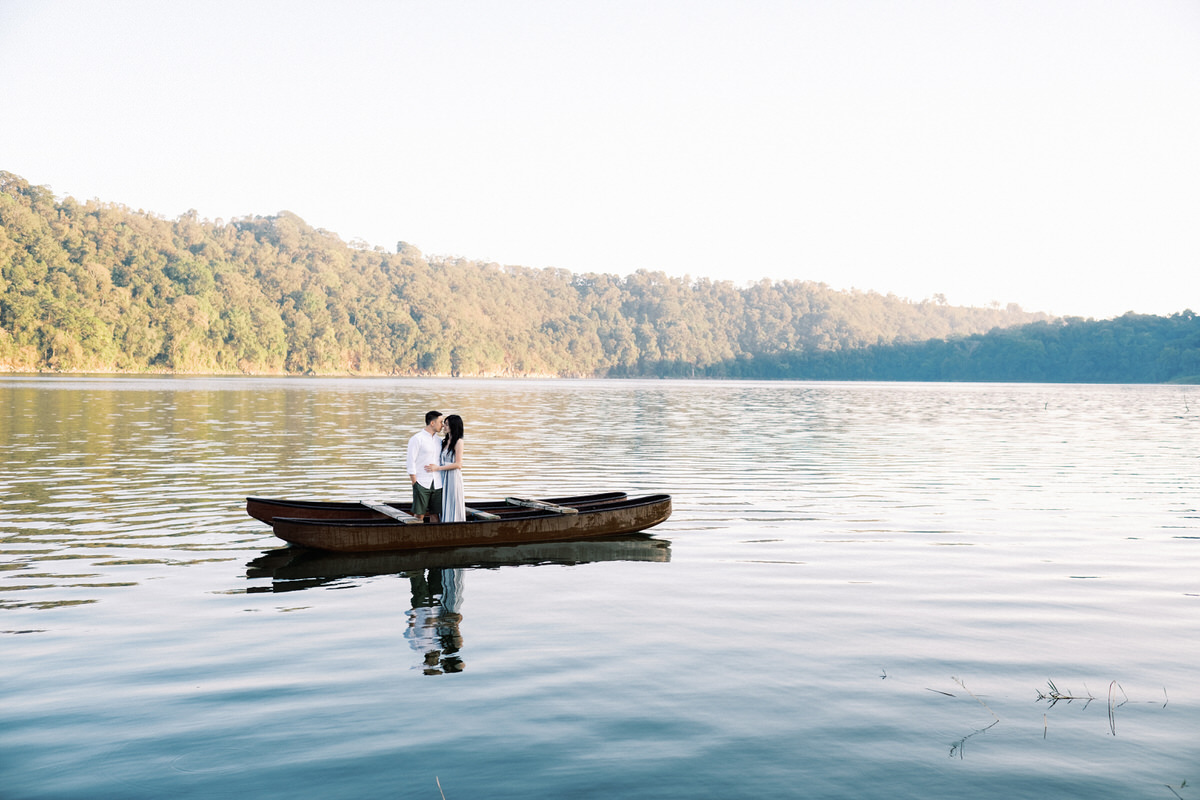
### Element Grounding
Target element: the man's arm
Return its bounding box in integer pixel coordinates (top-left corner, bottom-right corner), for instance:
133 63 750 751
406 435 419 483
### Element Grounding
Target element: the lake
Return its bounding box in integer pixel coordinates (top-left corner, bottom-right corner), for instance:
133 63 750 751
1 376 1198 799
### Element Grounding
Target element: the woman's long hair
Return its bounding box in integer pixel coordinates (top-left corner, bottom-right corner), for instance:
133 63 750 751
442 414 464 457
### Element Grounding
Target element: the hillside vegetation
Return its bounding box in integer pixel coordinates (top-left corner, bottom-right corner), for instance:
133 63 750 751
3 171 1195 382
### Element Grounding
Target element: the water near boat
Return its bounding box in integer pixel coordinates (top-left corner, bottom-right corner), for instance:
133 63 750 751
2 376 1198 799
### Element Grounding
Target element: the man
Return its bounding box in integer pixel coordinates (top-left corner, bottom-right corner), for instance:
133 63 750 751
407 410 444 522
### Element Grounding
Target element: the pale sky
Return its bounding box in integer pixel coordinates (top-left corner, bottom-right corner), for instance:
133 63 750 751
2 0 1198 319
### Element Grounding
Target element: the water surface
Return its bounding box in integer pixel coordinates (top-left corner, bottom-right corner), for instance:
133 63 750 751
2 377 1198 799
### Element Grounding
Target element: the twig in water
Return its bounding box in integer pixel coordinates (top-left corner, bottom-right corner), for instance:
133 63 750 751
1108 681 1129 736
953 676 1000 721
1108 683 1117 735
1040 679 1167 737
1036 680 1095 708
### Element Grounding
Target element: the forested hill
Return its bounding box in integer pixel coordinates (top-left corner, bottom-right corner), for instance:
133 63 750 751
0 171 1042 376
730 312 1200 383
3 170 1194 382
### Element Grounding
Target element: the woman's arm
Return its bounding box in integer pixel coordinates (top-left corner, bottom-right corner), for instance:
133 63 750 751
425 441 464 472
443 440 464 471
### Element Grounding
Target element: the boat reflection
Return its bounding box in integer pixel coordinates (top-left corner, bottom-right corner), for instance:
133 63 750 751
246 534 670 588
245 534 671 675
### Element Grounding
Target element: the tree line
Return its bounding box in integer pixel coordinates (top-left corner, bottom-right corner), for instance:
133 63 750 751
1 171 1195 382
707 312 1199 382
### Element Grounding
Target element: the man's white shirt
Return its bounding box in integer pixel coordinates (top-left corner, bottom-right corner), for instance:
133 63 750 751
407 430 444 490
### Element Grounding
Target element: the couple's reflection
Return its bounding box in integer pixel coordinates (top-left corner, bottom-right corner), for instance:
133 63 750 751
404 568 466 675
245 534 671 675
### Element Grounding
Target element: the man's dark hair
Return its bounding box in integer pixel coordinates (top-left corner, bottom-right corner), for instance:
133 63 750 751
425 410 442 425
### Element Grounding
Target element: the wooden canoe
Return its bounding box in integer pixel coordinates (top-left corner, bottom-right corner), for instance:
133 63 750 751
267 493 672 552
246 491 628 525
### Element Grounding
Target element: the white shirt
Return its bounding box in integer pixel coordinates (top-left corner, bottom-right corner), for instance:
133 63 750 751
407 430 444 490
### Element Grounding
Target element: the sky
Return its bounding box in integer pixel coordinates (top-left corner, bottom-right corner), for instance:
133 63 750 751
2 0 1198 319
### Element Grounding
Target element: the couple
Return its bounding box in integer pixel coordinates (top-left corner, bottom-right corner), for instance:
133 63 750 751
406 410 466 523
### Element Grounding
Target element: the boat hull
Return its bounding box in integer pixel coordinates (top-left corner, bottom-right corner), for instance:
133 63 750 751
269 494 672 552
246 491 627 525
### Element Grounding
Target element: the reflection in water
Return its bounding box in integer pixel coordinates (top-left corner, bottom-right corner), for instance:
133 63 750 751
949 720 999 760
405 568 465 674
245 535 670 588
245 535 670 674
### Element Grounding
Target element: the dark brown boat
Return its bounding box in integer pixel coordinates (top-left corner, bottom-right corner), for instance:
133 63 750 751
246 491 628 526
259 493 672 552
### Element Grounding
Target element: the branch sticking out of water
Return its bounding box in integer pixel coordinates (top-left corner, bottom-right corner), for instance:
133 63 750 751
1108 681 1130 736
1036 680 1095 708
953 676 1000 721
1036 678 1168 737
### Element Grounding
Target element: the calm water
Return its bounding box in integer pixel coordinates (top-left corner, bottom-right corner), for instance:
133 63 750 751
2 376 1198 799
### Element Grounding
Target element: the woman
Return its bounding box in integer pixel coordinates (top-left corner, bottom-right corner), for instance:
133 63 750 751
425 414 465 522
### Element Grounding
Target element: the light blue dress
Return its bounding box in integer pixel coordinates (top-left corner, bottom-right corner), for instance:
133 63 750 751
440 445 465 522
